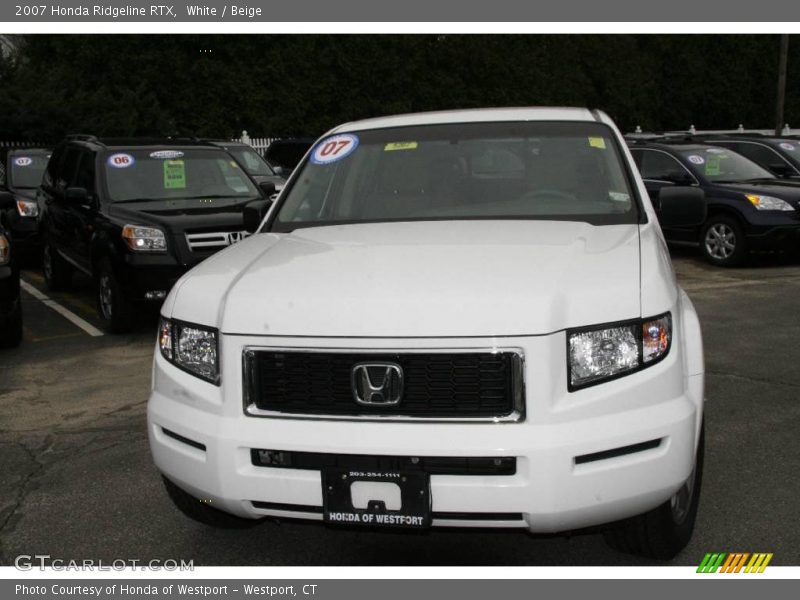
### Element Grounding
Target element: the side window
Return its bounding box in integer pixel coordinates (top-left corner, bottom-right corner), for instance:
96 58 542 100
639 150 688 181
734 143 790 170
75 151 97 196
55 146 81 190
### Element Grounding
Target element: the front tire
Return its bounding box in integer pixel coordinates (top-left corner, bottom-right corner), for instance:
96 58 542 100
700 216 746 267
95 258 135 333
42 241 73 290
0 299 23 348
162 477 264 529
603 422 705 560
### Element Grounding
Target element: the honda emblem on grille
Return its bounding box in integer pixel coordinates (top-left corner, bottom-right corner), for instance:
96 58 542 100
351 362 404 406
227 231 247 245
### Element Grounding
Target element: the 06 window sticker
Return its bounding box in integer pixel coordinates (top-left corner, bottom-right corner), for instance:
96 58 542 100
107 153 135 168
310 134 359 165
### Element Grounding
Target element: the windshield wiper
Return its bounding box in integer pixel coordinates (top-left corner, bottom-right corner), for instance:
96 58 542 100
714 178 776 184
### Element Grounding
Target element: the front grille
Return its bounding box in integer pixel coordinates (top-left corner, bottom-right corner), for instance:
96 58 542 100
244 350 523 420
185 230 249 252
251 449 517 475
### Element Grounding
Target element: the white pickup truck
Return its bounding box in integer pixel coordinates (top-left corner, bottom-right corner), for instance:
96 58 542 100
148 107 706 559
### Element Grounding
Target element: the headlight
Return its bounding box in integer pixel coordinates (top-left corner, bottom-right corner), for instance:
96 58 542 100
568 313 672 390
745 194 794 211
16 199 39 217
158 317 219 384
122 224 167 252
0 234 9 266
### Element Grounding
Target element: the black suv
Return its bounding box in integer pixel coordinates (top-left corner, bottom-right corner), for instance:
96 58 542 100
0 148 51 256
39 135 275 332
689 134 800 179
0 217 22 348
627 138 800 266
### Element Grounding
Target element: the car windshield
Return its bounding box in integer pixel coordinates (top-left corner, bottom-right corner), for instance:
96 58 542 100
678 147 775 183
228 146 277 177
9 153 49 189
103 149 259 202
272 122 637 231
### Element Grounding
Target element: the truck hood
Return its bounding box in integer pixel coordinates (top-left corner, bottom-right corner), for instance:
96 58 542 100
170 220 642 337
107 196 258 232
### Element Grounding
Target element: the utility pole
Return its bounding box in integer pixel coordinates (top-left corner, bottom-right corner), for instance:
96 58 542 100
775 34 789 136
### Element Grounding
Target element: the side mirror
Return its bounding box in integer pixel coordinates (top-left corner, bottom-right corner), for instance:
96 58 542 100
65 187 88 204
0 190 14 210
658 187 706 228
243 199 271 233
258 181 276 197
768 163 792 177
665 170 695 186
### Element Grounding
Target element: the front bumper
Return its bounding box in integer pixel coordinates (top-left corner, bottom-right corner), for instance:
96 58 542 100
147 318 704 533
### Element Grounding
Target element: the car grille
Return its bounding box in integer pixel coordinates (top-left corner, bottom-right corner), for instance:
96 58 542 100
185 230 249 252
243 350 523 420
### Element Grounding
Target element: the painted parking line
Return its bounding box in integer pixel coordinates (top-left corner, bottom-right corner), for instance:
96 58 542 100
20 280 105 337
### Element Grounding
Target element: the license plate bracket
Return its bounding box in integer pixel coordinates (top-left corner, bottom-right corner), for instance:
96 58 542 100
322 468 431 529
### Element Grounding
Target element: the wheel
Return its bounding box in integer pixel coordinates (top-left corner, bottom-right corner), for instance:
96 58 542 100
700 216 746 267
0 299 23 348
603 422 705 560
42 241 73 290
95 258 135 333
161 476 264 529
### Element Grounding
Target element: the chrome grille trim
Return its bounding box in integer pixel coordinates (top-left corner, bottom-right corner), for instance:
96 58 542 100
241 346 526 423
185 230 249 252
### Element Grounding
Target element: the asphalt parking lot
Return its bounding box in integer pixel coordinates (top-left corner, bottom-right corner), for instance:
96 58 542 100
1 249 799 567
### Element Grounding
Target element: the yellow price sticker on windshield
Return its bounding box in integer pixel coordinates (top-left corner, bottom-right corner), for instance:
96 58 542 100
384 142 418 152
588 137 606 149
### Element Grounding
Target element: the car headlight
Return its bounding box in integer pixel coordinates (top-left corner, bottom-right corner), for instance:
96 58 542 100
745 194 795 211
122 224 167 252
0 234 9 266
16 199 39 217
568 313 672 390
158 317 219 384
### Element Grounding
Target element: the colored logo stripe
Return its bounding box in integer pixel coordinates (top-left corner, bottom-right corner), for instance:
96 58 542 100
697 552 773 573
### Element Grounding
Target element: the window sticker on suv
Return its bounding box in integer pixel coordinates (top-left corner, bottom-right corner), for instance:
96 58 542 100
588 137 606 149
780 142 796 151
150 150 185 159
107 153 135 168
163 160 186 189
310 134 359 165
14 157 33 167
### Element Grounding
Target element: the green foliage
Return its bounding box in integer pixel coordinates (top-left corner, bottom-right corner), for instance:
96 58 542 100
0 34 796 141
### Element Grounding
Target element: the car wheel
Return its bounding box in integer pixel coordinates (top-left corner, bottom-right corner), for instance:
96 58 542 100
700 216 746 267
0 299 23 348
42 241 73 290
603 422 704 560
95 258 135 333
161 476 264 529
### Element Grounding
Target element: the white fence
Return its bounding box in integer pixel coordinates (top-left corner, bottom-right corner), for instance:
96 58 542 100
232 131 279 156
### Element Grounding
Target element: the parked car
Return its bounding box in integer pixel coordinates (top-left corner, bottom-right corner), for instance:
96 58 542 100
263 138 314 176
0 215 22 348
205 140 286 192
39 135 276 333
0 148 51 256
627 139 800 266
149 108 707 559
688 134 800 180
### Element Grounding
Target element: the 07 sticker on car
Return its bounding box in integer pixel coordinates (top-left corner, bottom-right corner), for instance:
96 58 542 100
310 134 359 165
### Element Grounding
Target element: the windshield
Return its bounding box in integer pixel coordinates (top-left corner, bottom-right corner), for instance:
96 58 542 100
678 147 775 183
103 149 259 202
272 122 637 231
228 147 277 177
8 153 49 189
